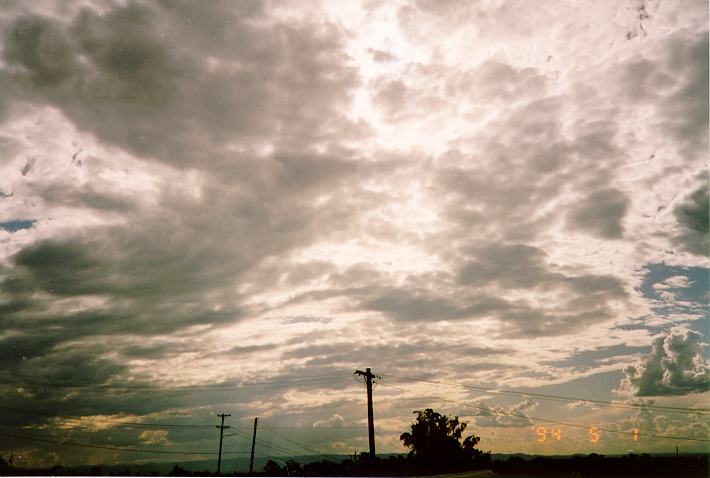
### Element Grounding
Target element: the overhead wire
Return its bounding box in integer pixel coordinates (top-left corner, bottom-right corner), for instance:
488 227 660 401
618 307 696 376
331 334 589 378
6 370 705 414
0 404 215 428
5 431 248 455
6 368 709 463
377 382 710 443
242 432 307 458
379 373 710 415
232 423 340 459
0 373 352 394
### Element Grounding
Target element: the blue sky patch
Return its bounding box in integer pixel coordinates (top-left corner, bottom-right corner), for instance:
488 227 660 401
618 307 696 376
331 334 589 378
544 344 651 371
0 219 35 232
638 263 709 319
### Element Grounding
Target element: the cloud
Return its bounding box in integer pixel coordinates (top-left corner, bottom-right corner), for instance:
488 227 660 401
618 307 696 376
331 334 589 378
138 429 171 446
609 400 710 445
3 14 78 87
620 328 710 396
672 184 709 256
472 398 539 428
313 414 345 428
652 275 693 301
652 275 691 290
1 1 360 168
566 188 630 239
0 0 707 463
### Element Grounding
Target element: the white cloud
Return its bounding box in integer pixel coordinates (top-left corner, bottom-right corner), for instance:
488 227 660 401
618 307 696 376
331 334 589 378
313 414 345 428
656 276 692 289
138 429 171 446
620 328 710 396
473 399 539 428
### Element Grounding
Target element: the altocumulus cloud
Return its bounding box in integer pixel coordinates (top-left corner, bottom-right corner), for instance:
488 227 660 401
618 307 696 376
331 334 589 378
0 0 707 464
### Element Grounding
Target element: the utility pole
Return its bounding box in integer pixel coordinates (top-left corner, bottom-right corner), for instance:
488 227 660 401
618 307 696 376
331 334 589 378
354 368 376 460
249 417 258 475
216 413 231 474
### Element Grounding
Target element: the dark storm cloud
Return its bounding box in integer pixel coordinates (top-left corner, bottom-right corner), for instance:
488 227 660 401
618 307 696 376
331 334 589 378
672 184 709 256
0 330 66 363
0 170 364 433
0 345 358 430
621 329 710 396
12 239 107 296
13 347 125 386
0 0 366 360
1 1 359 167
2 14 78 86
0 148 368 435
0 345 138 428
565 188 630 239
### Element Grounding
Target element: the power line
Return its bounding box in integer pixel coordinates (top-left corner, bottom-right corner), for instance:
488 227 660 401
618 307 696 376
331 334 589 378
379 373 710 415
0 404 368 431
254 425 368 429
0 373 351 392
5 432 248 455
232 427 339 459
104 422 214 429
251 434 307 458
227 425 367 432
278 435 333 457
0 405 217 428
378 382 710 443
230 428 304 458
260 429 343 459
0 404 369 436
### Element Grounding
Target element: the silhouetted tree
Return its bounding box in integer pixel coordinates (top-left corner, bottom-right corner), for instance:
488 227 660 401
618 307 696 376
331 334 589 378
263 460 285 476
400 408 488 473
285 459 302 476
168 464 191 476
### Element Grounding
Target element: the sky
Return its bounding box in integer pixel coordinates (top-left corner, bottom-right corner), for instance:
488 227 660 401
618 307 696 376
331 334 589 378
0 0 708 469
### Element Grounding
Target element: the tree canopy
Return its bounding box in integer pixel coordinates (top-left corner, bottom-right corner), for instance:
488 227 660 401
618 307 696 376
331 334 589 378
400 408 489 472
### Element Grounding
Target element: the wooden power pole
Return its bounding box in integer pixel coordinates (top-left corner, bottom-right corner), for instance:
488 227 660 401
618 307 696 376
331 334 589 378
216 413 231 474
354 368 376 459
249 417 258 475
